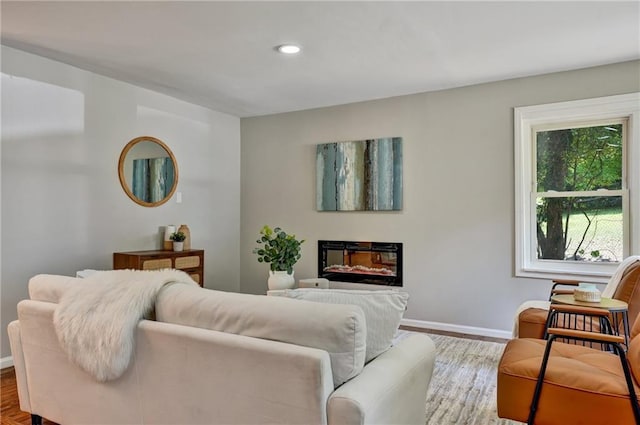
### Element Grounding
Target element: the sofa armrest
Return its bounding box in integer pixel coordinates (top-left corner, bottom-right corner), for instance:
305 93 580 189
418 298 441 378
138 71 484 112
549 279 580 299
8 320 31 413
327 333 436 425
552 279 581 286
547 327 625 344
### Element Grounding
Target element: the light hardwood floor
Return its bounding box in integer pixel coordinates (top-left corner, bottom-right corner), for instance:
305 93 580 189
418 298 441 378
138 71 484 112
1 367 56 425
400 325 509 343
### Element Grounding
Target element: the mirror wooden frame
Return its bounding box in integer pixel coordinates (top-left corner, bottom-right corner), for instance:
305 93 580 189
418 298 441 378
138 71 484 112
118 136 179 207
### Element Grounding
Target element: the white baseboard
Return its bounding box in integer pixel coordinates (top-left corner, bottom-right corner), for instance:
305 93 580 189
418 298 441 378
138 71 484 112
401 318 512 340
0 356 14 369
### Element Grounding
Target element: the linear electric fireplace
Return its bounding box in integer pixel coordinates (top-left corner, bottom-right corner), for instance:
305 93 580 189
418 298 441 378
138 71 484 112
318 240 403 286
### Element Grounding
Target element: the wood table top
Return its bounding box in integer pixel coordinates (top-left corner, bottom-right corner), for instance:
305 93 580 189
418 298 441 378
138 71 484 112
551 294 628 311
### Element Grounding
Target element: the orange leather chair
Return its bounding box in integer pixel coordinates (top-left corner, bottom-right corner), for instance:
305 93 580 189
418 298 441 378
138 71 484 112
518 259 640 340
498 313 640 425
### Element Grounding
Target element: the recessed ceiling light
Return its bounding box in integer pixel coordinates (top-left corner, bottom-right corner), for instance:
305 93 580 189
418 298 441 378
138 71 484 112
276 44 301 54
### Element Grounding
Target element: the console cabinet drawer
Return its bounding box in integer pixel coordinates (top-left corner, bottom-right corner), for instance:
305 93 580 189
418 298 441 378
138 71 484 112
113 249 204 287
175 256 200 269
142 259 172 270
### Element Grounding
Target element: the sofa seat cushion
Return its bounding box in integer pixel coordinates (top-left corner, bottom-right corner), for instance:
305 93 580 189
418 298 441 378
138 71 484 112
273 288 408 362
498 338 639 424
156 285 366 388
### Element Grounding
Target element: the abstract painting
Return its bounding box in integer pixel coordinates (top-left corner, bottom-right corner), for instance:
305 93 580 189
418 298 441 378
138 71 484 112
132 157 175 203
316 137 402 211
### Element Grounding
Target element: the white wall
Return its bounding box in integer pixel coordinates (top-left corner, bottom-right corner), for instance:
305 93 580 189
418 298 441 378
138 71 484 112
240 60 640 336
1 46 241 359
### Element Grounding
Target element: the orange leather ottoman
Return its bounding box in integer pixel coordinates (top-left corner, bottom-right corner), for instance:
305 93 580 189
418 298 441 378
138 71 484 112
518 307 607 341
497 338 639 425
517 260 640 341
518 308 548 339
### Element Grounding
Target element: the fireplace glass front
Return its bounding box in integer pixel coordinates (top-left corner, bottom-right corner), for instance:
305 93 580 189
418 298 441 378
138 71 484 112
318 240 403 286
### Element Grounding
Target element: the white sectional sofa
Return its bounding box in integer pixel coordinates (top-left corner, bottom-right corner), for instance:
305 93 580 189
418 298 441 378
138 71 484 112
8 273 436 425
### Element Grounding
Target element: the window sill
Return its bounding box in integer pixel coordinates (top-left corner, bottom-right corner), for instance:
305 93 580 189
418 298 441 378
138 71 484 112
517 267 613 284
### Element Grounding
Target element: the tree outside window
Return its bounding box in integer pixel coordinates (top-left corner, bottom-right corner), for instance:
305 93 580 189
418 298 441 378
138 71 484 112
535 123 624 263
514 93 639 282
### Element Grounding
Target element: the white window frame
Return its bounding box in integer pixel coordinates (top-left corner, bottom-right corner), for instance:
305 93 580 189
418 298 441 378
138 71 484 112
515 93 640 283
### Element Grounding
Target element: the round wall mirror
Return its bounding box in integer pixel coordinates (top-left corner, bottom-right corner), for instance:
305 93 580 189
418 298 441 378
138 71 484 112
118 136 179 207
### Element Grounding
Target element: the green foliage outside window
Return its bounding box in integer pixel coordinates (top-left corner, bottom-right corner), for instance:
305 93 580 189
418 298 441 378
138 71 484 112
536 124 623 262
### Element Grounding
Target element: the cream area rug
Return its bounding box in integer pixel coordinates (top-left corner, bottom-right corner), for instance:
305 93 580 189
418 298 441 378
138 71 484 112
396 331 523 425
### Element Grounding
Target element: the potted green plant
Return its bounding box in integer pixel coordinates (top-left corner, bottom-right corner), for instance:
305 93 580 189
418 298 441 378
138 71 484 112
170 231 186 252
253 225 304 290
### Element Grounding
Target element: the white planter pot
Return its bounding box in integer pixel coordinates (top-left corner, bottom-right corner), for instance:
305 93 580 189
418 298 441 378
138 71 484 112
268 270 295 290
173 241 184 252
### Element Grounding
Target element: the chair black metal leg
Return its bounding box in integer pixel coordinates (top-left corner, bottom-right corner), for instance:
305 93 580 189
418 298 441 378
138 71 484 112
543 311 556 340
31 414 42 425
612 345 640 425
622 311 631 349
527 336 557 425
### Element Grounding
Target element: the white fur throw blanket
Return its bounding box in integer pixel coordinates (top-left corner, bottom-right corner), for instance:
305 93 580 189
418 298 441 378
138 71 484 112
53 269 198 382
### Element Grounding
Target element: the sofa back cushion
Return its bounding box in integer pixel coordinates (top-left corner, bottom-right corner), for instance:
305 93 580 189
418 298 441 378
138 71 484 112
156 285 366 388
273 288 409 362
29 274 85 303
27 274 366 388
612 260 640 330
626 313 640 385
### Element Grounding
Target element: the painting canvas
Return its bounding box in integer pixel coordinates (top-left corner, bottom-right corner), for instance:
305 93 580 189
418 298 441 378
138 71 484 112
316 137 403 211
132 157 175 203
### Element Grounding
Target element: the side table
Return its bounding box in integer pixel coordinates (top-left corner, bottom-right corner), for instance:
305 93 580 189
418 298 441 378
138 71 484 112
549 294 630 349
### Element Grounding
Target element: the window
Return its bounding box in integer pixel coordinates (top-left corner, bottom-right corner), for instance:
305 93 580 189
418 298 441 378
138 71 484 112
515 93 639 282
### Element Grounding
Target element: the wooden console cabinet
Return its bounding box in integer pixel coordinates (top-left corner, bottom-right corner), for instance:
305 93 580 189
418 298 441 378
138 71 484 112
113 249 204 287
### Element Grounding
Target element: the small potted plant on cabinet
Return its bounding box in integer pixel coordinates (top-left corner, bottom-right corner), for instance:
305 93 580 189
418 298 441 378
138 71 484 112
170 231 186 252
253 225 304 290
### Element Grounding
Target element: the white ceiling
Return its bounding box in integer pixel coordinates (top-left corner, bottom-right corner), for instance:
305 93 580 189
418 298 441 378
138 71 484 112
2 1 639 117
